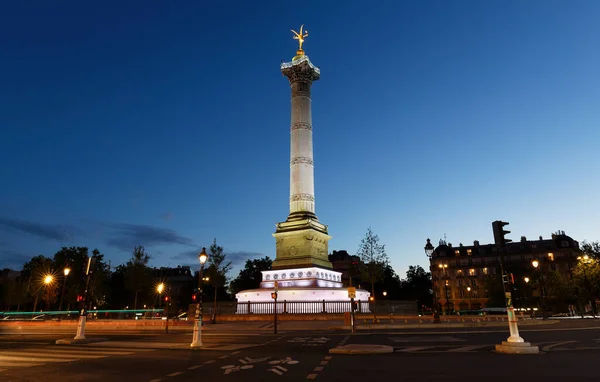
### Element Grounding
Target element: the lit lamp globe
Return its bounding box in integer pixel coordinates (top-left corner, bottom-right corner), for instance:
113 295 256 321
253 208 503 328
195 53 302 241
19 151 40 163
531 260 539 269
64 268 71 277
199 247 209 266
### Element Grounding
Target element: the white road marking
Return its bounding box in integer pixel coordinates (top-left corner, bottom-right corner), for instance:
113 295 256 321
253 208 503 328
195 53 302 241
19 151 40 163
396 346 432 352
188 365 202 370
166 372 183 377
307 374 318 379
541 341 578 352
313 366 324 372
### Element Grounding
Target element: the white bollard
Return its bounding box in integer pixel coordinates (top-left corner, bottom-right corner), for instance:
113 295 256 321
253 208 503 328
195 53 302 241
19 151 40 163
74 315 86 340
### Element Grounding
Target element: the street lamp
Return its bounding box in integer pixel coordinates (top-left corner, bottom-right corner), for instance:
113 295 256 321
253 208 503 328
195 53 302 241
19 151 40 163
577 254 594 317
58 267 71 312
191 247 209 348
467 286 472 309
43 274 54 311
531 259 547 320
424 238 439 321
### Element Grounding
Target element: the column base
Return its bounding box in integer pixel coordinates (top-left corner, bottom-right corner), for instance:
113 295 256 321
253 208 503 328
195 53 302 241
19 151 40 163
495 341 539 354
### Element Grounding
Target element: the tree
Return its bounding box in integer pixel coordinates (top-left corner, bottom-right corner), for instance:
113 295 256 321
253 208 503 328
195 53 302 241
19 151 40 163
229 257 272 294
356 227 389 320
123 246 152 310
400 266 433 311
207 238 232 323
357 228 389 297
21 255 55 311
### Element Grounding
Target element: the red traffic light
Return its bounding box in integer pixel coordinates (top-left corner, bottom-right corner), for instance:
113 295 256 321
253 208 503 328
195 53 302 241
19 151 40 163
164 296 170 302
76 295 83 302
271 292 277 299
192 294 197 301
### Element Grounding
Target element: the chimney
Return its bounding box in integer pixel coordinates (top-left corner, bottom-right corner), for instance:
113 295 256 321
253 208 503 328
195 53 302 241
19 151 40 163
521 236 527 242
474 240 480 247
539 236 543 240
459 243 463 247
448 243 453 248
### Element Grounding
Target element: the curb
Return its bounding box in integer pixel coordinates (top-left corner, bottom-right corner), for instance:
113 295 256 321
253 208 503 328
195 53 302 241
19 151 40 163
329 344 394 355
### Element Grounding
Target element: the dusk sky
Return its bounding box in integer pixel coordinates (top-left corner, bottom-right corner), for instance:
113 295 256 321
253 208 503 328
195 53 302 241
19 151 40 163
1 1 599 278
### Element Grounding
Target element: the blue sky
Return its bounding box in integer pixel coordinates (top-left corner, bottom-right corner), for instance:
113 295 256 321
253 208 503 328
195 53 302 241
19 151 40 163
1 1 599 278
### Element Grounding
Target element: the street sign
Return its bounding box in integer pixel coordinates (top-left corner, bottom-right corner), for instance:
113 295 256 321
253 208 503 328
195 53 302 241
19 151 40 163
348 287 356 299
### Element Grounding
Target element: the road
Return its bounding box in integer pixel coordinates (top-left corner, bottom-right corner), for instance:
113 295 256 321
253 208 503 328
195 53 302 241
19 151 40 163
1 320 600 381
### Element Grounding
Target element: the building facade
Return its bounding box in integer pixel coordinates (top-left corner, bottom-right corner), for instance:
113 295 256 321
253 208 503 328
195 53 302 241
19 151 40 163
427 231 580 313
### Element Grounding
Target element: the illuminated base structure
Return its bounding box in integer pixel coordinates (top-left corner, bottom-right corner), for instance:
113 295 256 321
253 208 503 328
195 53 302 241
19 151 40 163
235 32 370 314
235 267 371 314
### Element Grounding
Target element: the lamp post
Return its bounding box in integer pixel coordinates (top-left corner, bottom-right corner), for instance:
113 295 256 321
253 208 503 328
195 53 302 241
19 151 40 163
58 267 70 312
43 275 54 311
424 238 439 322
467 286 472 310
577 254 595 317
191 247 209 348
531 259 547 320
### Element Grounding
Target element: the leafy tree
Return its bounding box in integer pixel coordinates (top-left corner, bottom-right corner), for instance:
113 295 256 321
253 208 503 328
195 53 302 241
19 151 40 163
400 265 433 310
207 238 232 323
229 257 272 294
123 246 152 310
21 255 55 311
357 228 389 299
572 253 600 316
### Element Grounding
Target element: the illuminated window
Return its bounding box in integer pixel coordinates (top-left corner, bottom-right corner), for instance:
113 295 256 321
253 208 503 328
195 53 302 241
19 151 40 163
467 249 472 256
457 269 463 276
455 250 460 256
548 253 554 261
483 267 488 275
469 269 476 276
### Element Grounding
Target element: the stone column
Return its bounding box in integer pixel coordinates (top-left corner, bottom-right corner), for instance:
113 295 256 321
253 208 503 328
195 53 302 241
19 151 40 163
281 56 320 220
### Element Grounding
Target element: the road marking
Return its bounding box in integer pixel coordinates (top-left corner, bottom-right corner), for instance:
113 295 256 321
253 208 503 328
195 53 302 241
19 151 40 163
0 361 43 368
204 360 215 364
166 372 183 377
396 346 432 352
307 373 318 379
541 341 578 352
149 379 162 382
0 355 78 363
218 355 229 359
231 351 242 355
313 366 324 371
389 336 465 343
446 345 492 352
188 365 202 370
320 361 328 365
268 365 288 375
324 356 332 360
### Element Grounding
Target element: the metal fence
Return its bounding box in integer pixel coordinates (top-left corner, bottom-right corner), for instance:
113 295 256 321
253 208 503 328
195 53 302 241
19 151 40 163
234 300 371 314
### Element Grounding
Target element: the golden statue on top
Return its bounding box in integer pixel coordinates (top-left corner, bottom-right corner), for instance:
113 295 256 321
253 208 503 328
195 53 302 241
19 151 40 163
291 24 309 53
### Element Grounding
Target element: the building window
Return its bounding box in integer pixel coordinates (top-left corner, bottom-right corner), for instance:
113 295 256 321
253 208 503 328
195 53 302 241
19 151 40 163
459 290 465 298
551 263 556 271
481 258 486 265
471 279 477 286
458 279 463 286
456 260 460 267
473 290 479 298
469 268 476 276
455 250 460 256
457 269 463 276
467 249 472 256
483 267 488 275
468 259 473 266
548 253 554 261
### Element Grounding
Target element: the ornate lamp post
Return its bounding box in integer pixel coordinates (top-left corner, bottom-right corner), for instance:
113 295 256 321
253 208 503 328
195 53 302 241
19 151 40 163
191 247 209 348
531 259 547 320
467 286 472 310
424 239 440 322
43 275 54 311
58 267 70 312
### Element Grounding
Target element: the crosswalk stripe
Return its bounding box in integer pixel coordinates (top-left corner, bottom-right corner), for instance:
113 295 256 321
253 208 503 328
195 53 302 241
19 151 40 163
396 346 433 352
15 348 135 355
446 345 492 352
0 361 44 368
0 355 78 363
0 351 111 359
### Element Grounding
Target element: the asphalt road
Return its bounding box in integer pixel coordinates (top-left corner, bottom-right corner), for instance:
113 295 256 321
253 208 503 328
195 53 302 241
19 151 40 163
1 320 600 381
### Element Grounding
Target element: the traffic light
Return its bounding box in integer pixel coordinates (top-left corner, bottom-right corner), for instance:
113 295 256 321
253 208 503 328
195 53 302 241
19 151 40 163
164 296 170 302
492 220 512 246
77 295 83 302
192 294 197 301
271 292 277 299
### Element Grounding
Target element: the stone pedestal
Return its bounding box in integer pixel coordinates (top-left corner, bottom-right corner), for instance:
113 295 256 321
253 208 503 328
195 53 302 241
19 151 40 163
272 217 332 270
495 341 540 354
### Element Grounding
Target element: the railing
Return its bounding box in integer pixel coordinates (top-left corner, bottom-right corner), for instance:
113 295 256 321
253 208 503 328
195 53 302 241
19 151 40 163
235 300 371 314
